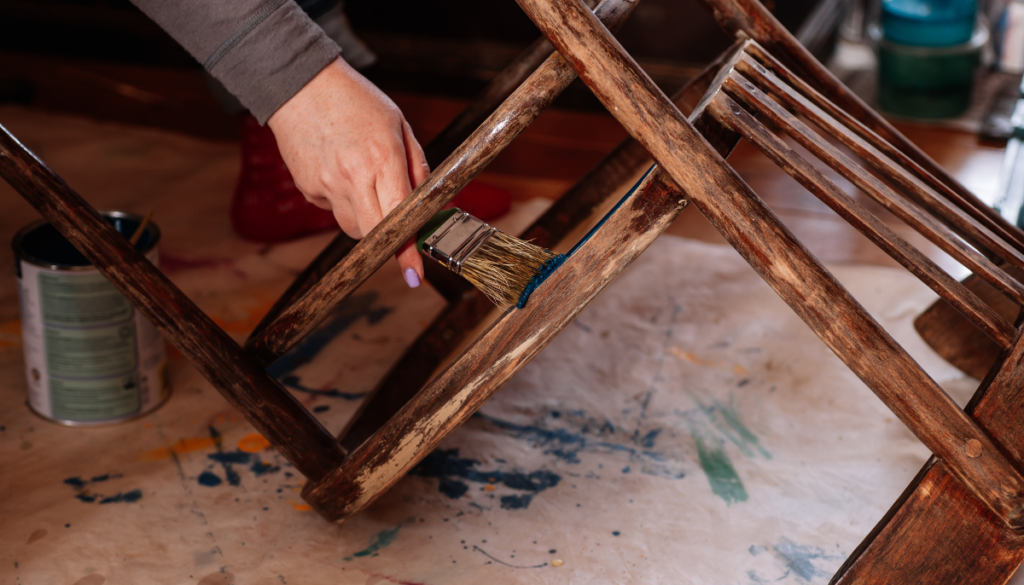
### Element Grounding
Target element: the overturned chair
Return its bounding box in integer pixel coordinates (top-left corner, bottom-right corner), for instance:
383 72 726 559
3 0 1024 581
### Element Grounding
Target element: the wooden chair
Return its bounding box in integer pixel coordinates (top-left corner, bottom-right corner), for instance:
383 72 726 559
4 0 1024 581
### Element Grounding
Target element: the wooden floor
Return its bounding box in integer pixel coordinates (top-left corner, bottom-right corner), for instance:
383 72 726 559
0 50 1006 275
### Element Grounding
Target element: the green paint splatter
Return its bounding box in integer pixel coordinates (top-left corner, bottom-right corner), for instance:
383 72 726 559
692 433 748 504
693 395 771 459
344 525 402 561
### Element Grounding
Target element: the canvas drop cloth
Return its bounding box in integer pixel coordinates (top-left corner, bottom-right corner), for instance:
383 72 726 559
0 107 1010 584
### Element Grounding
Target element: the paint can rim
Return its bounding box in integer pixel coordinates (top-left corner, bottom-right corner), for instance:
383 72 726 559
11 210 161 271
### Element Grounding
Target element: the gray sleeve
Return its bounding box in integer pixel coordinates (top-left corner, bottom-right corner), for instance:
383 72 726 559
130 0 341 124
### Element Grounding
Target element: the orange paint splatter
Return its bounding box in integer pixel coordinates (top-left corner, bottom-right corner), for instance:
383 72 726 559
209 294 276 336
483 484 496 491
670 347 716 366
237 433 271 453
290 500 312 511
141 437 217 460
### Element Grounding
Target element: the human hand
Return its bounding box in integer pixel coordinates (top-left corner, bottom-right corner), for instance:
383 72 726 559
267 57 428 287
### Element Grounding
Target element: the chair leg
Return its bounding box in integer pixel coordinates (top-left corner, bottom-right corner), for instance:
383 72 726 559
243 0 640 366
302 166 691 522
834 326 1024 584
335 48 739 453
515 0 1024 528
0 126 345 483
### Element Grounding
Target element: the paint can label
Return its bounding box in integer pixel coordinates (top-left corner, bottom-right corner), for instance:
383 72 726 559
13 214 168 425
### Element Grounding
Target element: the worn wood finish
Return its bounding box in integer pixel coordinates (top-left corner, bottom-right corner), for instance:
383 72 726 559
737 52 1024 266
244 0 639 366
707 93 1016 348
302 166 690 521
724 73 1024 308
422 36 554 168
335 50 738 452
0 125 345 482
833 457 1024 584
249 231 358 343
698 0 1024 252
835 322 1024 584
514 0 1024 527
914 271 1022 380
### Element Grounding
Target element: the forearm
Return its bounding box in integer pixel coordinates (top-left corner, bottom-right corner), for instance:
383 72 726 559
130 0 341 123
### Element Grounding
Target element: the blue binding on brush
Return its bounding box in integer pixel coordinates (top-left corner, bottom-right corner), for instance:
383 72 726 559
515 164 657 309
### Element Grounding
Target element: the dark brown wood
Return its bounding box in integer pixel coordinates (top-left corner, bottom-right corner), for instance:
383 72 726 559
422 36 555 168
723 73 1024 308
914 271 1022 380
513 0 1024 527
0 124 345 482
737 51 1024 266
834 321 1024 584
303 166 690 521
707 92 1016 348
244 0 640 366
335 50 738 452
697 0 1024 253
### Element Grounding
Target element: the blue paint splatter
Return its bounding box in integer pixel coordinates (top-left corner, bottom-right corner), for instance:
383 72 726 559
278 376 369 400
208 451 249 464
99 490 142 504
343 525 402 561
250 459 280 476
500 494 533 509
410 449 560 509
476 412 685 479
268 292 392 396
747 538 844 583
198 471 222 487
63 473 136 504
64 477 87 489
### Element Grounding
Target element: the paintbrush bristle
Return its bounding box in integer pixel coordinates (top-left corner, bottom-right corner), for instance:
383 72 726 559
460 231 556 308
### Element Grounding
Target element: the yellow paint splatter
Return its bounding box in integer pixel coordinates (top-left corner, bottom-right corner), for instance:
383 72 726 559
671 346 749 377
141 437 217 460
290 500 312 511
237 433 271 453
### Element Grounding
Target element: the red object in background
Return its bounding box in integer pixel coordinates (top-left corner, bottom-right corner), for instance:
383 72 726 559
444 178 512 221
230 116 338 243
230 116 513 242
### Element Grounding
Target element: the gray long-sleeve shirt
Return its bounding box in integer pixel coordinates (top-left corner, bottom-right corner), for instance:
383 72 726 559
131 0 341 123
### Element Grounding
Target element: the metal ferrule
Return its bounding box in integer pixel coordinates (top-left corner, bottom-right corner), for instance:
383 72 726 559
421 211 496 274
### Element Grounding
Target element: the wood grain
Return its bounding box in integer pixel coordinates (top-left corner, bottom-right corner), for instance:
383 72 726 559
0 124 345 482
512 0 1024 528
335 47 739 452
737 51 1024 266
724 73 1024 307
707 92 1016 348
698 0 1024 252
303 167 690 521
244 0 639 366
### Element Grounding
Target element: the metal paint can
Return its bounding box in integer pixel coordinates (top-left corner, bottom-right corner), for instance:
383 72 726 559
12 212 169 425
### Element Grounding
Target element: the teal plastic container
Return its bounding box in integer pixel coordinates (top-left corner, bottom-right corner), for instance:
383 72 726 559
881 0 977 46
875 23 987 118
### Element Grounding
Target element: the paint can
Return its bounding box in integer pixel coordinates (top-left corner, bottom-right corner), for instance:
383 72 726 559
12 212 169 425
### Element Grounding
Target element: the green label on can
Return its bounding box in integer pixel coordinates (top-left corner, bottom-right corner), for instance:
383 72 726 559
39 271 140 421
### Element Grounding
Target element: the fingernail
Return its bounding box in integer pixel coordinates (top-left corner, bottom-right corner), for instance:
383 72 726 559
404 268 421 288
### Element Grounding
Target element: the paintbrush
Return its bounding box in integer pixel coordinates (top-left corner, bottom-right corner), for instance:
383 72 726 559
417 208 562 309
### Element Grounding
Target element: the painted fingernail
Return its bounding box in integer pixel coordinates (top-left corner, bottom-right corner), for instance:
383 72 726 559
404 268 421 288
